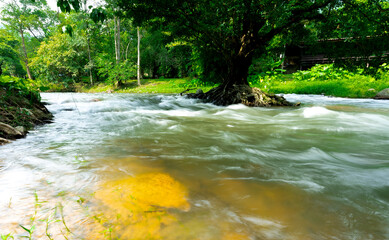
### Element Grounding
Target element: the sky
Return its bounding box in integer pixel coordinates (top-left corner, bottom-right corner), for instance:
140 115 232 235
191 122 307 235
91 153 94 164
46 0 59 10
0 0 103 27
0 0 56 27
0 0 103 12
0 0 58 10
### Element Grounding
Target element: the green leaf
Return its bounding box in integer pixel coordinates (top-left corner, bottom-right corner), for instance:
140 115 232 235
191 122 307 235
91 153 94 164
65 25 73 37
19 225 31 233
90 8 106 23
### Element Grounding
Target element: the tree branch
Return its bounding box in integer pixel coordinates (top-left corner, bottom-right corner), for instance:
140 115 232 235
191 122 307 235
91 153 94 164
261 0 333 42
175 7 224 53
27 26 40 40
342 0 388 27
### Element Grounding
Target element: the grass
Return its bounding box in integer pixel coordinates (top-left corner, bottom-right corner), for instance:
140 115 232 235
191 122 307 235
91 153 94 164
0 234 14 240
0 191 111 240
75 78 215 94
250 75 386 98
36 64 389 98
49 75 388 98
250 64 389 98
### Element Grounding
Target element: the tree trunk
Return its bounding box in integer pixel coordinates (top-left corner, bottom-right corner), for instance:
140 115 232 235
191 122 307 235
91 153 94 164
125 41 131 60
84 0 93 85
137 26 141 86
113 16 122 87
114 16 121 64
19 27 32 80
0 60 3 76
222 54 252 88
87 35 93 85
187 35 292 107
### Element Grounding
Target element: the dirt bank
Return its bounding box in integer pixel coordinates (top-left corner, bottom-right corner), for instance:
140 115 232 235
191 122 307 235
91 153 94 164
0 87 52 145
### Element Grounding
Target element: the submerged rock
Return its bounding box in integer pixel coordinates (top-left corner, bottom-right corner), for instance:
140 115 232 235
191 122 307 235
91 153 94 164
96 173 190 212
92 172 190 239
374 88 389 99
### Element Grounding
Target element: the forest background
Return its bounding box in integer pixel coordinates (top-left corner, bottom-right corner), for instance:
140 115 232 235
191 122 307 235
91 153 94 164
0 0 388 99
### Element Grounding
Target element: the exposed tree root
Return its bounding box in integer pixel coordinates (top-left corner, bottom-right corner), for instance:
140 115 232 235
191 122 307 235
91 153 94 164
187 85 295 107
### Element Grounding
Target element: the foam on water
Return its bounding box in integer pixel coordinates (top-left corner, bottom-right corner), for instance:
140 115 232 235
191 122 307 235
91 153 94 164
302 106 335 118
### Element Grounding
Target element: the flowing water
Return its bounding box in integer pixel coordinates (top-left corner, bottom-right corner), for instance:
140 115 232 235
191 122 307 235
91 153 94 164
1 93 389 240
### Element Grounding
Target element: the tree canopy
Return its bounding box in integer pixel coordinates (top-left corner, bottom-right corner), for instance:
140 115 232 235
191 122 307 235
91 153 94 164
0 30 25 76
1 0 57 79
1 0 387 105
111 0 388 104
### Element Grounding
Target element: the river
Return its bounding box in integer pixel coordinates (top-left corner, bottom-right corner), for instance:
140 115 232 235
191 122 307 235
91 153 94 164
0 93 388 239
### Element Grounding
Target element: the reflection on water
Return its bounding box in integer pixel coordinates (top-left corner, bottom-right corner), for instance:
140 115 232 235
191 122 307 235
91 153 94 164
0 93 389 239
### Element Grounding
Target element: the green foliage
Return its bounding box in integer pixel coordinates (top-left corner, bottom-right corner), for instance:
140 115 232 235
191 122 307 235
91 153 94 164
376 63 389 80
139 29 192 79
248 54 285 85
178 78 218 89
1 0 57 38
78 78 215 94
0 51 25 77
0 192 81 240
90 8 107 23
96 57 137 86
57 0 81 12
114 0 388 87
0 76 47 129
0 30 25 77
0 234 14 240
319 1 388 40
189 46 226 84
292 64 354 82
1 0 385 91
30 32 88 82
0 76 41 102
250 57 283 76
0 0 59 79
252 64 389 98
161 44 192 78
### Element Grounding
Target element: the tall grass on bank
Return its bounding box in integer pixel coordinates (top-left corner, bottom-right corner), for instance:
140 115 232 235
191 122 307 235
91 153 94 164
249 64 389 98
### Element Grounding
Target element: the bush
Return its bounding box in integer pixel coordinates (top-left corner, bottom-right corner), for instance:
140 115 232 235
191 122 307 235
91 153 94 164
96 55 137 86
0 76 41 102
30 32 88 83
251 63 389 98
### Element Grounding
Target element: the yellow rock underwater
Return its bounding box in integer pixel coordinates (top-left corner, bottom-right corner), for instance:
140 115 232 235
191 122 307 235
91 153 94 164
92 172 190 239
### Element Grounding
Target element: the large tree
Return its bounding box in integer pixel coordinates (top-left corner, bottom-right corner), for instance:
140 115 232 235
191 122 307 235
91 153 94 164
30 31 89 82
1 0 57 79
55 0 388 105
114 0 388 105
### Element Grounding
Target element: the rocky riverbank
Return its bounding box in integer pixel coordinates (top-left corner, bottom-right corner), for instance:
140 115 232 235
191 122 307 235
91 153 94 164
0 87 52 145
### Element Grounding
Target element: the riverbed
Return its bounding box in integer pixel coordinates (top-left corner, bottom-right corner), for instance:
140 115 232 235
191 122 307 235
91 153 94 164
1 93 388 239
